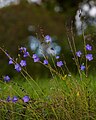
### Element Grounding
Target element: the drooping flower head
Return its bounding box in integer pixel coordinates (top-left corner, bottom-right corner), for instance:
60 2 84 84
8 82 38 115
19 47 27 53
86 54 93 61
44 35 52 43
86 44 92 51
23 52 29 58
20 60 26 67
34 57 40 62
76 51 82 57
43 59 48 65
19 47 29 58
4 75 10 82
32 54 38 59
9 58 13 64
57 61 63 67
15 63 21 72
6 96 11 102
22 96 30 103
80 64 85 71
56 56 60 59
12 96 18 103
32 54 40 62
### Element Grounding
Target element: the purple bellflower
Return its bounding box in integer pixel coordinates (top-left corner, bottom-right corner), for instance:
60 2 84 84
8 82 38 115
22 96 30 103
43 60 48 65
34 57 40 62
86 44 92 51
86 54 93 61
32 54 38 59
6 96 11 102
9 58 13 64
76 51 82 57
4 75 10 82
19 47 29 57
20 60 26 67
80 65 85 71
32 54 40 62
56 56 60 59
44 35 52 43
19 47 27 53
12 96 18 103
15 63 21 72
57 61 63 67
23 52 29 57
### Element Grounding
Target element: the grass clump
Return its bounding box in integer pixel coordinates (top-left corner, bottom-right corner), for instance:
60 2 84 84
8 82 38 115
0 75 96 119
0 29 96 119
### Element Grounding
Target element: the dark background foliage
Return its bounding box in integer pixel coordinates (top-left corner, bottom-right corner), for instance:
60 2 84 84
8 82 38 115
0 0 95 78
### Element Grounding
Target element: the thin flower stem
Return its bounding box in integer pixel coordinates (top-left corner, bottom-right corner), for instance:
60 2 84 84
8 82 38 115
0 47 45 98
82 31 88 77
21 68 45 97
63 59 71 75
67 34 82 80
21 72 39 97
39 61 65 80
70 25 82 80
50 55 58 72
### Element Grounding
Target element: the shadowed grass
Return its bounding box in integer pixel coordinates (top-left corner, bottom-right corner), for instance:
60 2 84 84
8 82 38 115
0 74 96 119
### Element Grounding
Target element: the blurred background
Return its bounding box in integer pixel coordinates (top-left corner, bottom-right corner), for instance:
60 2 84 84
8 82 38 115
1 0 96 78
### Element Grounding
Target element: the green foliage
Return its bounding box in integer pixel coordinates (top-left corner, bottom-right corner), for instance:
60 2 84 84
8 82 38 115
1 1 96 119
0 75 96 119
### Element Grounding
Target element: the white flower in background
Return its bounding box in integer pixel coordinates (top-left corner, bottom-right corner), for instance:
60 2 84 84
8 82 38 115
75 0 96 35
82 4 90 12
89 6 96 17
29 36 61 57
0 0 20 8
27 0 42 5
0 0 42 8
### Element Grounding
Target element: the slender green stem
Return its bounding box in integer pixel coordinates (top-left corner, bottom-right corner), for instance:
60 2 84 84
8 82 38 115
20 71 40 98
21 69 45 96
67 33 82 80
0 47 45 97
71 25 82 80
82 31 88 77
